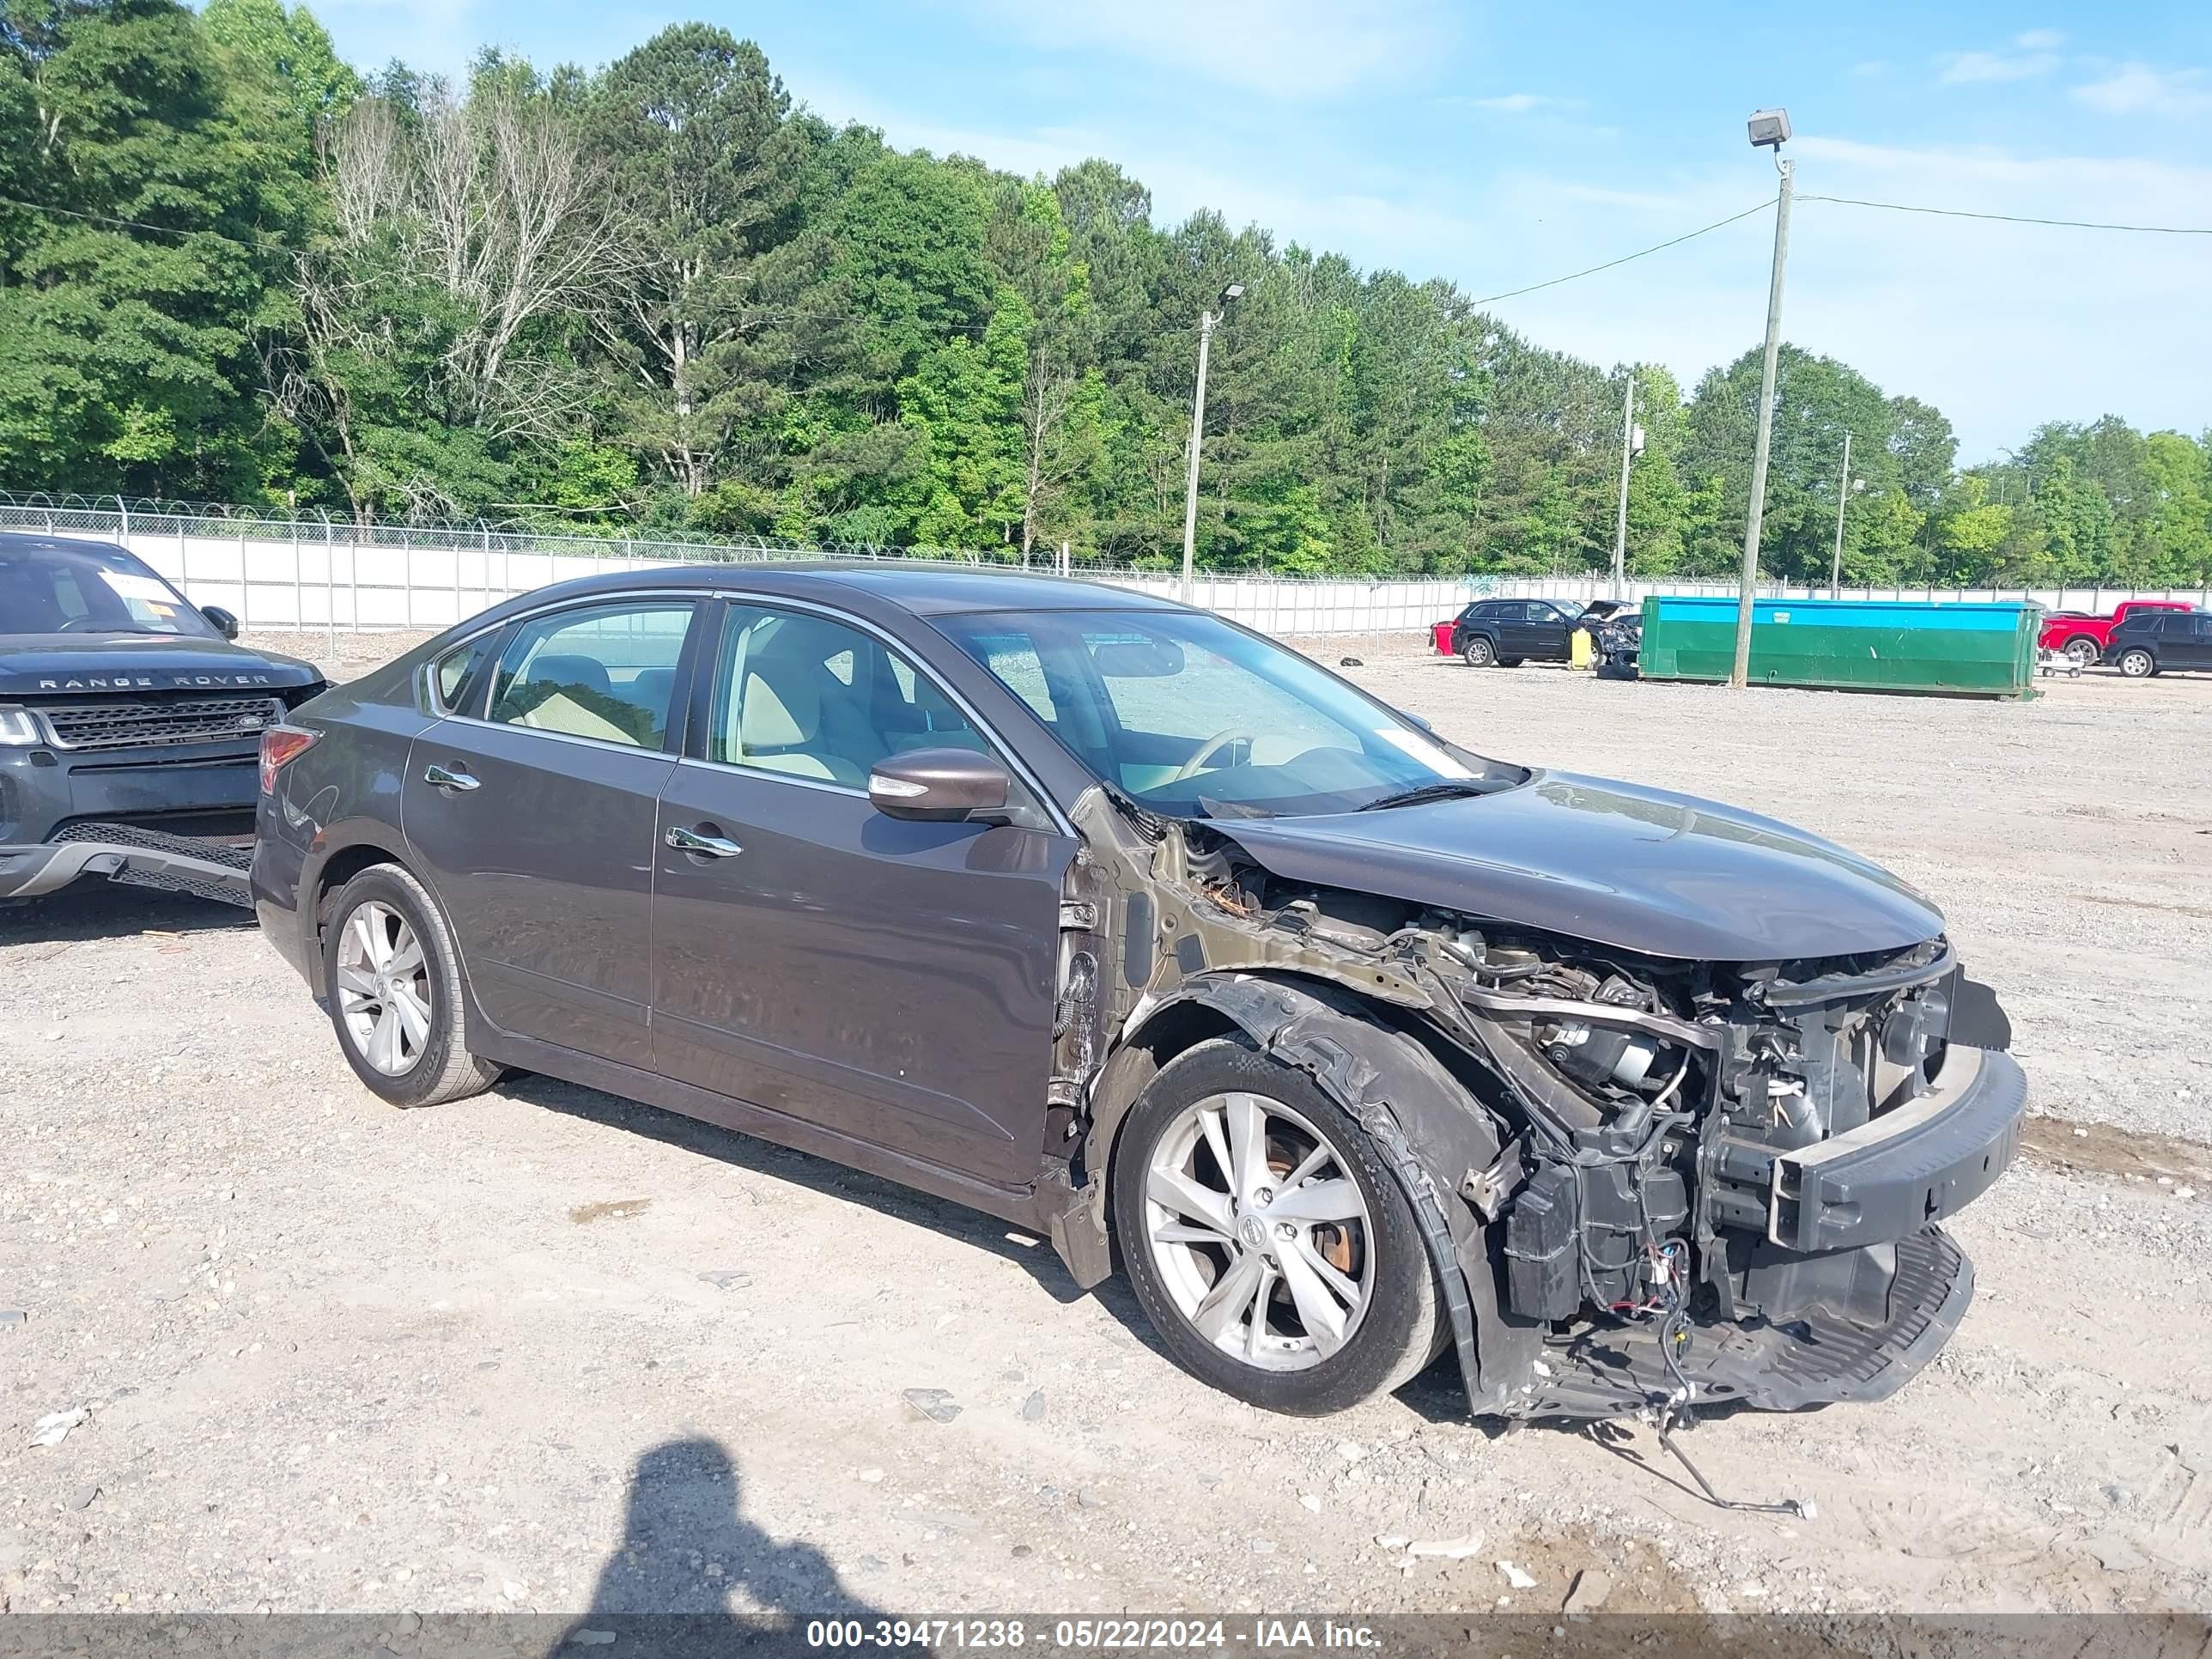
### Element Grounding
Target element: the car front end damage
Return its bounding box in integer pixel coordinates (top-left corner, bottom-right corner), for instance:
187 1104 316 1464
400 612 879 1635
1047 787 2026 1422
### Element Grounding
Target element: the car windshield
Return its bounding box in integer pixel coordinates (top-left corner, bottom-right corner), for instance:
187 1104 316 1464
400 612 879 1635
0 542 215 638
937 607 1521 818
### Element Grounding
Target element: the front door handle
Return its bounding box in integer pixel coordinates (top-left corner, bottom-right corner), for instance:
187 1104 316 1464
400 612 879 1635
665 824 743 859
423 763 480 793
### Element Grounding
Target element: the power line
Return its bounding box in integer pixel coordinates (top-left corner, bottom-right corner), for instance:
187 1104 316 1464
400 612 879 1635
0 192 304 252
1469 198 1778 306
1799 192 2212 236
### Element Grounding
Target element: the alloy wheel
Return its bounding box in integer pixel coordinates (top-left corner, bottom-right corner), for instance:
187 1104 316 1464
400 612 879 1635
2118 649 2154 678
2063 637 2098 665
1141 1091 1376 1371
335 900 434 1075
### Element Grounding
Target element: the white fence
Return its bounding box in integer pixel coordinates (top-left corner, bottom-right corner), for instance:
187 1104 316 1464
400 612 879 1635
6 496 2204 639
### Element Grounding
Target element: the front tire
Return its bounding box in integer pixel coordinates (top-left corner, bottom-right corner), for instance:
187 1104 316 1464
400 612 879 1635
1112 1037 1442 1415
2116 647 2156 678
1461 636 1496 667
323 863 500 1108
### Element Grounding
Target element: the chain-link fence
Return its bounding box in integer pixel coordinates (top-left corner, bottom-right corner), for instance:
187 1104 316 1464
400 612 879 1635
0 492 1487 639
8 492 2200 640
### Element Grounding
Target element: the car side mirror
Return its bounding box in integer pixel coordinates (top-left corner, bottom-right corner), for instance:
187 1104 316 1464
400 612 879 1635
203 605 240 640
868 746 1011 822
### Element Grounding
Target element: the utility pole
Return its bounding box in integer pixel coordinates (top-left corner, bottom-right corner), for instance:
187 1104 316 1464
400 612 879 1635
1610 373 1636 603
1732 109 1794 689
1828 430 1853 598
1181 282 1243 604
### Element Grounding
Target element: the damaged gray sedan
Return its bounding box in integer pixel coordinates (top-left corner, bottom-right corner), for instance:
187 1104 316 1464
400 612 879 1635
252 567 2026 1420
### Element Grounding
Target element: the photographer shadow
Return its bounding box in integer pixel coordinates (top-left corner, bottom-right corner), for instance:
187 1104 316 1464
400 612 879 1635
551 1437 888 1656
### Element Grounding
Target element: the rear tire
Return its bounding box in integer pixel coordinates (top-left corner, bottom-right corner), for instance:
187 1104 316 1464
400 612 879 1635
1112 1037 1442 1416
1461 636 1496 667
2116 647 2156 678
322 863 500 1108
2062 635 2099 666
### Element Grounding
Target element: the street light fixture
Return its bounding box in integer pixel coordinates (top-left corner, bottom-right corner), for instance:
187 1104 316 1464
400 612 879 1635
1729 106 1795 687
1181 283 1244 602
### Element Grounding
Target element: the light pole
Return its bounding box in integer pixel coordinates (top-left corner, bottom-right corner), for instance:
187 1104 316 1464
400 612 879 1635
1610 374 1644 602
1181 281 1243 603
1828 430 1854 597
1730 107 1794 688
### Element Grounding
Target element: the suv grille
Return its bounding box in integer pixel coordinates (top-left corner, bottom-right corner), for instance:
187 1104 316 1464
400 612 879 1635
36 695 287 753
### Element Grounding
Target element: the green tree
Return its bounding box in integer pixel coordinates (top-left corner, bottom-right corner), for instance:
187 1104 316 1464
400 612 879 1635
0 0 319 496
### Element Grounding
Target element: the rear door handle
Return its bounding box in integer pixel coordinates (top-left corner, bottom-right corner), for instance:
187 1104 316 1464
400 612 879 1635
423 763 480 793
665 824 743 859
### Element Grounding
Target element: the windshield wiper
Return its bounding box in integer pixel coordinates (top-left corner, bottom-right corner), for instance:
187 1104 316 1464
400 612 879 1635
1355 780 1494 812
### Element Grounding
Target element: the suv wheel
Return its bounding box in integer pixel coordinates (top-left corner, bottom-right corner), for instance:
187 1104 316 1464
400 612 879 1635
1112 1037 1442 1415
1461 635 1496 667
2116 647 2156 678
323 863 500 1108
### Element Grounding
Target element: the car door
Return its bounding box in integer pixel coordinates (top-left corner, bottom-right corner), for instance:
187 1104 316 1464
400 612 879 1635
2185 615 2212 670
1492 601 1540 660
402 598 701 1067
1529 603 1573 661
649 598 1075 1190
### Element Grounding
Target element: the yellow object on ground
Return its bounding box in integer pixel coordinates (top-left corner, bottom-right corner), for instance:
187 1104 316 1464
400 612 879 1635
1571 627 1595 669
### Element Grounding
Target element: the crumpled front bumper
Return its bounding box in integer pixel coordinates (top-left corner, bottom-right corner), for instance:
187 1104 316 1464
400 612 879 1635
0 826 254 905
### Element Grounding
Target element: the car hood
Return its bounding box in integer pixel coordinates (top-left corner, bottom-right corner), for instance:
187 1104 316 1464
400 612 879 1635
0 633 323 697
1212 769 1942 962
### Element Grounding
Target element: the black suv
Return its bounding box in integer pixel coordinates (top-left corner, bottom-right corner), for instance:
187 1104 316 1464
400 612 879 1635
0 532 324 902
2106 608 2212 678
1449 599 1581 667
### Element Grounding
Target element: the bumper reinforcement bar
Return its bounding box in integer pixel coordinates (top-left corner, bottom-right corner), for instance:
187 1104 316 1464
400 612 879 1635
0 824 254 906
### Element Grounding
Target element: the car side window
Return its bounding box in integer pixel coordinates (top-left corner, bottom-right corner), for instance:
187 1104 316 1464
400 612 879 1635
434 633 500 714
707 604 989 788
486 602 692 750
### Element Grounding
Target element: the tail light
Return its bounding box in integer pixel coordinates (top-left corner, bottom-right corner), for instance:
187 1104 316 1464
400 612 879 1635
258 725 319 795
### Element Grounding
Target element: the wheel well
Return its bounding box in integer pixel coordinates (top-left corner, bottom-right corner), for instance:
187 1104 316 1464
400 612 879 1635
313 846 402 934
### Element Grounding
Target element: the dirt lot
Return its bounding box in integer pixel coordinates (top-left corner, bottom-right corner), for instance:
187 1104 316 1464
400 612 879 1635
3 627 2209 1623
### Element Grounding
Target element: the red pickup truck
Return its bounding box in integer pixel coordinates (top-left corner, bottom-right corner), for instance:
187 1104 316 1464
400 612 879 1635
2040 600 2195 665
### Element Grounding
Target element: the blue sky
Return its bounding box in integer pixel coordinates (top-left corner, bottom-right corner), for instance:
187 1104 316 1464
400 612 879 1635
306 0 2211 462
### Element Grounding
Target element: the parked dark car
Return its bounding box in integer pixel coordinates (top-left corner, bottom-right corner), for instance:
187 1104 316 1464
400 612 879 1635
254 565 2025 1421
2106 608 2212 678
1449 598 1581 667
0 532 323 902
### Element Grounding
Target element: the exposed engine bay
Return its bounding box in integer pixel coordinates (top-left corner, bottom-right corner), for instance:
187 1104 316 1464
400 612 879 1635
1051 791 2026 1422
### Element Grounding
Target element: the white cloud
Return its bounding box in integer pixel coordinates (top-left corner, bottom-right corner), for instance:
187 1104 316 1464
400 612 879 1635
2014 29 2065 52
1469 93 1547 112
956 0 1455 99
2071 63 2212 116
1938 46 2061 84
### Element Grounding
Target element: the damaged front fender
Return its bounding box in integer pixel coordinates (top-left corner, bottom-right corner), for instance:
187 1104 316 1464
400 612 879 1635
1062 971 1547 1417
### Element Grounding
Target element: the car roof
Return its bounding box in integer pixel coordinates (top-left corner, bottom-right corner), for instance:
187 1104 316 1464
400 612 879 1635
0 532 136 560
504 559 1186 619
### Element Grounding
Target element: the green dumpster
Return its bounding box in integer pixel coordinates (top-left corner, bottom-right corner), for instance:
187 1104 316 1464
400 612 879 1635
1637 597 2040 697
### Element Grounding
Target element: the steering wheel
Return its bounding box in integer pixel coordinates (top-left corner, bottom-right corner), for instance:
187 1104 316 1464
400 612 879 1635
1171 726 1259 784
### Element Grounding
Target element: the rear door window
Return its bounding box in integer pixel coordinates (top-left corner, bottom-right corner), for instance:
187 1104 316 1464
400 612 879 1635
487 603 694 750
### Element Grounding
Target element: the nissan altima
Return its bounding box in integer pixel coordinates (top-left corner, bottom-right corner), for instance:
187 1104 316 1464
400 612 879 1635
252 564 2025 1419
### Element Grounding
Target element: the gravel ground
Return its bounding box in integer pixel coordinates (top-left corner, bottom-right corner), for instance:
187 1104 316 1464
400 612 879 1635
2 626 2209 1623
